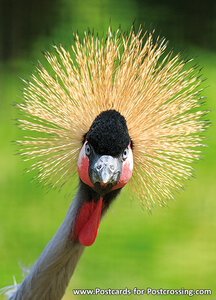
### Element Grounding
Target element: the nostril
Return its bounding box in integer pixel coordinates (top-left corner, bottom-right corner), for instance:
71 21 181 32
109 165 114 171
97 164 102 170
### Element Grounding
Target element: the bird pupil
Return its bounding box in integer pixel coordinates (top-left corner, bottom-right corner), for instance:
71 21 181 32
123 148 128 159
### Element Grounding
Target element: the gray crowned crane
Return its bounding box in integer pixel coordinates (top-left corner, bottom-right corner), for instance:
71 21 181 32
1 27 206 300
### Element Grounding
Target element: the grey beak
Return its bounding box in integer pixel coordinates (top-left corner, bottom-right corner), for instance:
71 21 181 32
89 155 121 185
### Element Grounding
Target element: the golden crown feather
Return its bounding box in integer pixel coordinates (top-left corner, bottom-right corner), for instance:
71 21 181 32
17 26 207 209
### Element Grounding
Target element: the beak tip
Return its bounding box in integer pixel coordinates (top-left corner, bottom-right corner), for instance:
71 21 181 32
100 182 108 188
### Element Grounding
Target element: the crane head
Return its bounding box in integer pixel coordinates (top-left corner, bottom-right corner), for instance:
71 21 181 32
74 110 133 247
77 110 133 195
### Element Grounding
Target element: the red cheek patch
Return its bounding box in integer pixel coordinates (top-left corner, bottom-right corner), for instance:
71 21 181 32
113 161 133 190
77 153 93 187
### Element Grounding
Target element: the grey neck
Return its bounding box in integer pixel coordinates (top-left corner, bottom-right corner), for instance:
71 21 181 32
9 186 86 300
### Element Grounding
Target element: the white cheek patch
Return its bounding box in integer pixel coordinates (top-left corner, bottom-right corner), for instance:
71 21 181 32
123 146 133 171
77 142 87 169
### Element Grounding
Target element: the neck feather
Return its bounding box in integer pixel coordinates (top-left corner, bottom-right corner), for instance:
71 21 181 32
7 183 121 300
9 186 87 300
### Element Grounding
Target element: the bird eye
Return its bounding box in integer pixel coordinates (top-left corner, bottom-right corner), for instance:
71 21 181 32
122 147 129 160
85 143 91 156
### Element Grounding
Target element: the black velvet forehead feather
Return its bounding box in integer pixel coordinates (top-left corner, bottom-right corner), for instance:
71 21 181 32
85 110 130 156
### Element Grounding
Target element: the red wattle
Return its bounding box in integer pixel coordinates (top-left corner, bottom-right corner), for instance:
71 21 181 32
73 197 103 247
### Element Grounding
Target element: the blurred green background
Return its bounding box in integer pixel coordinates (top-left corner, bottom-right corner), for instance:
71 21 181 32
0 0 216 299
